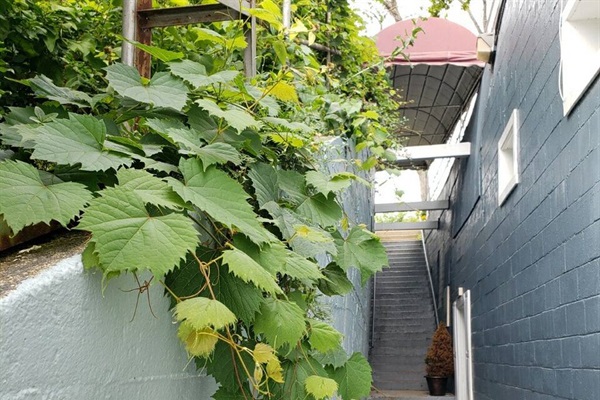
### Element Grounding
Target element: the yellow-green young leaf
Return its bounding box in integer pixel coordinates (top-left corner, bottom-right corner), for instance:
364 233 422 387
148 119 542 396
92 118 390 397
177 322 218 358
266 357 284 383
78 187 198 277
31 113 130 172
268 132 305 148
253 343 277 364
273 41 288 65
308 320 343 353
81 242 100 271
254 298 306 349
175 297 237 330
267 81 299 102
305 375 338 400
0 160 92 234
222 247 282 295
168 159 271 243
330 353 372 400
105 64 189 111
254 364 264 383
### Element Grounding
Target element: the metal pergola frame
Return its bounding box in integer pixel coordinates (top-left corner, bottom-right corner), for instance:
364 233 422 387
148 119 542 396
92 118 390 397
121 0 258 77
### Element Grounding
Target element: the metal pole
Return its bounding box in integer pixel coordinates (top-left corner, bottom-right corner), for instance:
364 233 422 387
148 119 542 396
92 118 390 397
282 0 291 29
421 230 440 326
122 0 136 66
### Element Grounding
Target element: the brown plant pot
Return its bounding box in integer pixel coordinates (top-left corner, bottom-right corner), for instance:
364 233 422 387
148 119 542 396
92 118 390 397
425 376 448 396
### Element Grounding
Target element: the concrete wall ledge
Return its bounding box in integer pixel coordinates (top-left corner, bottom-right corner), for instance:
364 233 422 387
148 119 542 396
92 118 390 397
0 232 217 399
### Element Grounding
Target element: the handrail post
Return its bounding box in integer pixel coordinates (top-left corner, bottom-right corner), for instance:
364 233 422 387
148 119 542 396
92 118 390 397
421 230 439 326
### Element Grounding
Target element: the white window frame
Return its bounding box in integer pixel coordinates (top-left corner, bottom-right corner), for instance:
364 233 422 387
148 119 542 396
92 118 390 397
453 289 474 400
560 0 600 115
498 109 519 206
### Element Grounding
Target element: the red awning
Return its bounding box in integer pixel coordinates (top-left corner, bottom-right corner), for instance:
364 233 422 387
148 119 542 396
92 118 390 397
376 17 484 67
376 18 484 152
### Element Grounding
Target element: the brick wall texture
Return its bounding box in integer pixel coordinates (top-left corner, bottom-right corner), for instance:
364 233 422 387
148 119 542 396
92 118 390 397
424 0 600 399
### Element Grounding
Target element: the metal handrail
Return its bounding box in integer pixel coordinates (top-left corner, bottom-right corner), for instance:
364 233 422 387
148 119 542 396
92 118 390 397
421 230 439 326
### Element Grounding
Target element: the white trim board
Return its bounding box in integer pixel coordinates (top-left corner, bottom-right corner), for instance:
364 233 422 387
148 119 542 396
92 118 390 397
395 142 471 163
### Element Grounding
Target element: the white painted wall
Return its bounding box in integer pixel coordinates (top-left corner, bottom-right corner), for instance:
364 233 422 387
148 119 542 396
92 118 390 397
0 254 217 400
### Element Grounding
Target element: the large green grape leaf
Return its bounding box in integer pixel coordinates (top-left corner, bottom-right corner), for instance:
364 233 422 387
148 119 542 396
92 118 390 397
167 253 264 324
196 143 242 170
232 235 287 276
222 246 282 295
117 169 185 210
205 341 255 393
305 171 353 195
254 298 306 349
329 353 372 400
105 64 189 111
248 162 279 208
305 375 338 400
196 99 261 133
317 263 354 296
263 117 313 134
31 113 130 171
28 75 92 107
273 357 328 399
308 320 343 354
283 251 324 283
263 202 336 258
0 160 92 234
311 345 348 369
211 386 253 400
175 297 237 330
169 60 240 88
296 193 343 228
277 169 307 204
213 266 264 325
167 158 270 243
333 227 388 285
78 187 199 277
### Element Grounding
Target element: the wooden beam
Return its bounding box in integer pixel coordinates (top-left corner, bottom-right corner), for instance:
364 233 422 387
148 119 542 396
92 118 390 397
243 0 257 77
375 221 439 230
138 2 251 29
136 0 152 78
396 142 471 163
375 200 449 213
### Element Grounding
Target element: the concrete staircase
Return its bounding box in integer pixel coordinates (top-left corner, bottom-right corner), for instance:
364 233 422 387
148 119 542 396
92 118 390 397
370 239 437 392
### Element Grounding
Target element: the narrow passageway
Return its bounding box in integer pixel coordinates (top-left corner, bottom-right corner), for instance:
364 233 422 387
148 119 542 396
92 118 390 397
370 231 437 392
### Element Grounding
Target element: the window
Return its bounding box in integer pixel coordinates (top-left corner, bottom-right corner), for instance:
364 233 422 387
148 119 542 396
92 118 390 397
498 109 519 205
560 0 600 115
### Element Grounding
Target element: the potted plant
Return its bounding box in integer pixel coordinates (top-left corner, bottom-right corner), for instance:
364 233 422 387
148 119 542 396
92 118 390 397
425 323 454 396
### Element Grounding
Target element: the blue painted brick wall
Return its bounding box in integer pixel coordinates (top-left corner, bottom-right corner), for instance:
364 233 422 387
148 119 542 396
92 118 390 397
424 0 600 399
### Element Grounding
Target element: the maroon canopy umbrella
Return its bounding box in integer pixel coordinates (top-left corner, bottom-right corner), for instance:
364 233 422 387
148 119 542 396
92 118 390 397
376 18 484 152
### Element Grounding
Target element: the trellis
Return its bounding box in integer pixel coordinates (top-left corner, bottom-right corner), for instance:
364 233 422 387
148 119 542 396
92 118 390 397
122 0 258 77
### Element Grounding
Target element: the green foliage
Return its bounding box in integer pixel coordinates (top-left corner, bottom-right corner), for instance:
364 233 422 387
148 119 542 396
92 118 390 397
428 0 472 17
425 323 455 377
0 1 401 398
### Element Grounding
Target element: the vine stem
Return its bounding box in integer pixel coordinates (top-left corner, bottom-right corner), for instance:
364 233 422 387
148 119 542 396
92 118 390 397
193 251 254 399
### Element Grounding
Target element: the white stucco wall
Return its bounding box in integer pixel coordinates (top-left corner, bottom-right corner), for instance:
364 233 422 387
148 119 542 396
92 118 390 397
0 254 217 400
